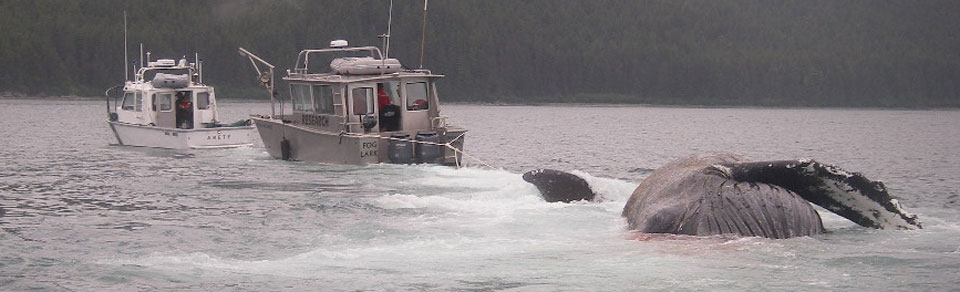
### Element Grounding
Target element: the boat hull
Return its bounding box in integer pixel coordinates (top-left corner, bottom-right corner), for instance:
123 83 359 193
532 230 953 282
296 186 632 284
252 117 465 165
107 121 255 149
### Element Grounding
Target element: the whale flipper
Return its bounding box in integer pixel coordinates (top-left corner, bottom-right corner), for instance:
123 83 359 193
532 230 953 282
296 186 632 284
522 169 597 203
711 160 922 230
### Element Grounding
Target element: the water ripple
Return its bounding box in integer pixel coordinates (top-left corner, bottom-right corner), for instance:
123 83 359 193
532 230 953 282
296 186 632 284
1 101 958 291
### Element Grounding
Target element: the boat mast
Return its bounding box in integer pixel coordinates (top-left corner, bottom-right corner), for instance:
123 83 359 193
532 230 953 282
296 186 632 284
197 53 203 84
123 11 128 82
195 52 200 84
419 0 428 68
380 0 394 72
385 0 393 59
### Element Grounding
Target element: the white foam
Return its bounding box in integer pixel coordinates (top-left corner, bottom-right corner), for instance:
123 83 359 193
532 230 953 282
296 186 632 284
569 170 639 202
111 252 253 272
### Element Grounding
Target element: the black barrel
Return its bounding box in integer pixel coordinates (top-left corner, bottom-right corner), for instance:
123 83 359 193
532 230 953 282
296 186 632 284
388 133 414 164
416 131 442 164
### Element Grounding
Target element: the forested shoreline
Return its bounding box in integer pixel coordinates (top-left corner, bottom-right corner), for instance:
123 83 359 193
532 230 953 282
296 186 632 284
1 0 958 107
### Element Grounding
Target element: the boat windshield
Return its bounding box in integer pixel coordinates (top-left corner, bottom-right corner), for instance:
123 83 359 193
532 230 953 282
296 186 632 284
121 92 143 112
405 82 430 111
154 93 173 112
121 92 135 110
196 92 210 109
351 87 375 115
312 84 336 115
290 83 313 112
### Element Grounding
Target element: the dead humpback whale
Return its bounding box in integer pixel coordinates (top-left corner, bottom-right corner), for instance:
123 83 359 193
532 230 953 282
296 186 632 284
522 153 922 239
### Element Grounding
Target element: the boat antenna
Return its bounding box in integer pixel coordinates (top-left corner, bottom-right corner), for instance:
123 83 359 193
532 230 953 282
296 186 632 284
198 54 203 84
378 0 394 74
195 52 200 84
123 11 128 82
386 0 393 59
418 0 428 68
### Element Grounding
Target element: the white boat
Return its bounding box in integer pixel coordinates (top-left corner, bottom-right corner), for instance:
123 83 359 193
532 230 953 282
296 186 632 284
238 40 467 166
106 56 255 149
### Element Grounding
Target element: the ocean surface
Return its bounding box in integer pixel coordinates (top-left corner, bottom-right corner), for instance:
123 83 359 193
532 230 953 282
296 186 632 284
1 99 958 291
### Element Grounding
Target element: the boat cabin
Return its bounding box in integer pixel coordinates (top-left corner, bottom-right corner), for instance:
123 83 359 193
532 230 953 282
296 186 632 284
281 45 446 136
111 58 223 129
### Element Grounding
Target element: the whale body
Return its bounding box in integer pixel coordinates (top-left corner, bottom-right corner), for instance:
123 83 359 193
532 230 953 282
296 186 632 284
523 153 922 239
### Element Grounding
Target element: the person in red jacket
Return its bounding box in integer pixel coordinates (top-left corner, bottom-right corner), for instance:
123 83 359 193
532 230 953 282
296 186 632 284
176 93 194 129
178 98 192 110
377 83 391 107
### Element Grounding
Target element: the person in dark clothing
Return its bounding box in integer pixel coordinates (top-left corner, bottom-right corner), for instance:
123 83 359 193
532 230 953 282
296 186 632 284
176 92 193 129
377 83 400 131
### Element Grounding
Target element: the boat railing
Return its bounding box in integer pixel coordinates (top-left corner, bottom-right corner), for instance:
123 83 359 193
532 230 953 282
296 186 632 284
293 46 384 75
104 84 124 121
407 68 432 75
286 72 342 80
431 116 447 129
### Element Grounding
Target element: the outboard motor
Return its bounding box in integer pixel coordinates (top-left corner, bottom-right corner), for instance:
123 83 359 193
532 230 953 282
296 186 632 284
416 131 442 164
362 115 377 132
388 133 414 164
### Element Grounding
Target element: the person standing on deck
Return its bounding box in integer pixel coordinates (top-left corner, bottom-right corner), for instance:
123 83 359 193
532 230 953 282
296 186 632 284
377 83 391 107
177 92 193 129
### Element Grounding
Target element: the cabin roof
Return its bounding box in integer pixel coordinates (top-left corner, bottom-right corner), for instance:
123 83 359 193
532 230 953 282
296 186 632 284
124 81 212 91
283 71 445 84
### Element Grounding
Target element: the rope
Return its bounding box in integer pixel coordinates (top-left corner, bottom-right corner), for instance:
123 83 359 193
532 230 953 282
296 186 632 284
345 132 497 169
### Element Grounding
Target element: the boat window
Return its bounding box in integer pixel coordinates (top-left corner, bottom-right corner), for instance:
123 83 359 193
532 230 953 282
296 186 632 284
121 92 135 110
135 92 143 112
405 82 429 111
196 92 210 109
155 93 173 112
312 84 335 115
290 83 313 112
351 87 374 115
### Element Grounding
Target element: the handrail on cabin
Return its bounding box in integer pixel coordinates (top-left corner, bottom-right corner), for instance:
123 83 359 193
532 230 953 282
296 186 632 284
294 46 384 74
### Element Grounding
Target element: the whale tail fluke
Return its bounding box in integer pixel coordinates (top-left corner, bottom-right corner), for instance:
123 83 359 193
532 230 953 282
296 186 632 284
714 160 922 230
522 169 597 203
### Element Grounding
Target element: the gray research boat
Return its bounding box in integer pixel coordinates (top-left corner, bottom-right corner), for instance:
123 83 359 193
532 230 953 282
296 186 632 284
239 40 467 166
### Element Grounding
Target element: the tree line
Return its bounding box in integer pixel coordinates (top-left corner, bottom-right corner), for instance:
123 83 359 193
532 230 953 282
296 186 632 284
1 0 958 107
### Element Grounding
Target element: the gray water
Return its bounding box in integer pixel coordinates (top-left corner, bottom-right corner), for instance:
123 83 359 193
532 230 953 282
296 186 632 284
1 99 958 291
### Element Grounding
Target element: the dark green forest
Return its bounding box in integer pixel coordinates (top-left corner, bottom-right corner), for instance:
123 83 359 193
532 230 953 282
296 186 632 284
1 0 959 107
